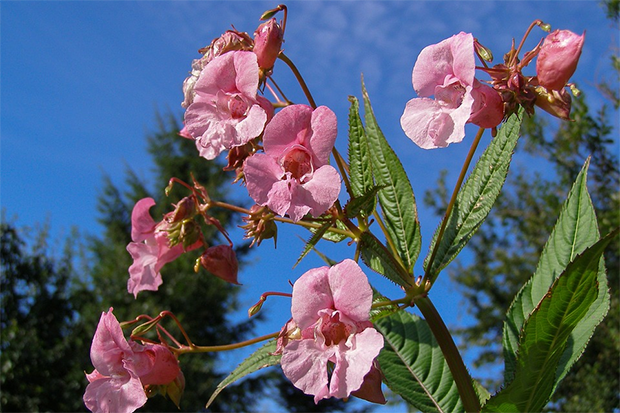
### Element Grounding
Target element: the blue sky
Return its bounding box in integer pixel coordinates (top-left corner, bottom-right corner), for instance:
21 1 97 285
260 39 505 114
2 0 618 407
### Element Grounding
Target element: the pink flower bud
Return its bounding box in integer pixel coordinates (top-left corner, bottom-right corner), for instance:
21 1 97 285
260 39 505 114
253 18 284 71
200 245 239 284
536 29 585 91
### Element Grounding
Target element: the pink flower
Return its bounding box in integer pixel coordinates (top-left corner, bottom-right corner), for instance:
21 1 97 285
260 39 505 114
244 105 341 222
183 51 273 160
83 308 182 413
401 32 503 149
280 259 384 403
536 30 585 91
126 198 196 298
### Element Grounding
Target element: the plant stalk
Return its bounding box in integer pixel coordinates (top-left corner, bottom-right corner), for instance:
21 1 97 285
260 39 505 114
423 127 485 285
416 296 481 412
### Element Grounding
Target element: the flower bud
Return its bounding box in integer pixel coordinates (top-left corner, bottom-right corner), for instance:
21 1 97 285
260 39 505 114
534 86 572 120
199 245 239 284
536 29 585 91
168 197 196 224
253 18 284 72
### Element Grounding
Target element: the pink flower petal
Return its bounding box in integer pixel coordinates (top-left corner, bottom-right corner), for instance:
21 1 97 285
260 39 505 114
330 329 384 400
328 259 373 322
127 241 162 298
83 362 147 413
281 339 333 404
469 80 504 128
308 106 338 166
291 266 334 330
295 165 341 219
90 308 134 377
244 153 285 207
263 104 314 158
130 198 156 242
132 344 180 386
413 32 475 96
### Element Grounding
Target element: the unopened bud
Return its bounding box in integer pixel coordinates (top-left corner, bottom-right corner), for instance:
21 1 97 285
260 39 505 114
248 299 265 318
199 245 240 284
169 197 196 224
253 18 284 72
537 21 552 32
536 29 585 91
474 38 494 62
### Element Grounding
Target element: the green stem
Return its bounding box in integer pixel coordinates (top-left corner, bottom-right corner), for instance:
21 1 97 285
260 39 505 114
423 127 485 285
174 332 280 355
416 297 481 412
278 52 317 109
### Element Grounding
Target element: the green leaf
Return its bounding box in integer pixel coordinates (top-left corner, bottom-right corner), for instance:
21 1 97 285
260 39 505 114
344 185 385 219
424 110 523 283
359 231 413 288
375 311 462 413
483 229 618 413
205 340 280 409
502 159 609 389
348 95 375 207
369 288 400 323
361 82 422 272
294 222 332 268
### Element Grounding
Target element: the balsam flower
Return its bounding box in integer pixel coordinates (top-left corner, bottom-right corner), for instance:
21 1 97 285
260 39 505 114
126 198 199 298
83 308 181 413
280 259 384 403
244 104 341 222
401 32 503 149
183 51 273 160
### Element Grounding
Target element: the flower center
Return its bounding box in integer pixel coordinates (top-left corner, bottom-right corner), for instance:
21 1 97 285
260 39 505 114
320 312 353 346
435 82 466 108
281 146 313 180
228 94 249 119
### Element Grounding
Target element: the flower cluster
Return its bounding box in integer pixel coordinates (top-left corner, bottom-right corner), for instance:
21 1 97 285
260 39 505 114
83 6 589 412
402 27 584 149
83 309 183 413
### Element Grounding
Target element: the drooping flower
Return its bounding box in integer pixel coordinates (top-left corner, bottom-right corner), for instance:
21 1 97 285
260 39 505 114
183 51 273 160
84 308 182 413
400 32 503 149
280 259 384 403
126 198 199 298
536 29 585 91
244 104 341 222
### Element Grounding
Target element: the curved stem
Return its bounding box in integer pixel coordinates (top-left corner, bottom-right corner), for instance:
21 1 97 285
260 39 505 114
423 127 485 285
278 52 317 109
416 297 481 412
510 19 543 67
174 332 280 356
210 200 355 238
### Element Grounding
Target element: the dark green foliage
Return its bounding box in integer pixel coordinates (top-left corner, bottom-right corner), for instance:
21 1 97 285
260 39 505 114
1 221 90 412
